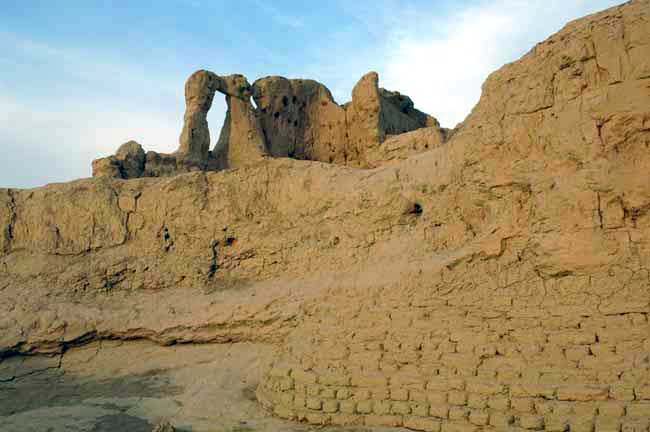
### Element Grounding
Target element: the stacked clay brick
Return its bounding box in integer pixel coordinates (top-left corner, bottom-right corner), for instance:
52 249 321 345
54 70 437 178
256 216 650 432
258 303 650 431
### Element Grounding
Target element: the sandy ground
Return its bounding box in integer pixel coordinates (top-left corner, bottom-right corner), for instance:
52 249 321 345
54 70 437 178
0 340 405 432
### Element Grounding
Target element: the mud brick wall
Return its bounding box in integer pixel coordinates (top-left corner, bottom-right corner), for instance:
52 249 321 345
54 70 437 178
257 260 650 431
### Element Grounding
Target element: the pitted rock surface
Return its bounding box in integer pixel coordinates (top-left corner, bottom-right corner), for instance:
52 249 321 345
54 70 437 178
93 70 442 178
252 76 350 164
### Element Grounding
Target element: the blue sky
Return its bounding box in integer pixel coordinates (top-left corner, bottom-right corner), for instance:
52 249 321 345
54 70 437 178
1 0 621 188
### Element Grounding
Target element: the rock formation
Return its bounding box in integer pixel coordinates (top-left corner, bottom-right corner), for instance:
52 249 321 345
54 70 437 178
92 70 443 178
177 70 221 166
252 76 350 164
3 1 650 431
93 71 270 179
91 140 147 178
114 140 146 178
344 72 448 167
212 74 268 170
251 72 448 168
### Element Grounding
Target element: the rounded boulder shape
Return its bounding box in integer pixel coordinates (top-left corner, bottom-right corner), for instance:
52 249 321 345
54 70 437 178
91 156 122 178
115 140 146 179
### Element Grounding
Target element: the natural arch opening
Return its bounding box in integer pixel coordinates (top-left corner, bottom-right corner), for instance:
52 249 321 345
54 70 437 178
207 92 228 150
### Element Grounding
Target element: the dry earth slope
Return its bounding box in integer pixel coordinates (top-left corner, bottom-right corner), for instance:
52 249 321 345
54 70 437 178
1 1 650 431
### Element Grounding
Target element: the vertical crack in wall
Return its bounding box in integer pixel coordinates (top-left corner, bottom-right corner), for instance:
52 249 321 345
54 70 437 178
596 192 604 229
208 239 219 279
5 189 17 251
124 192 142 242
596 122 606 150
161 226 174 253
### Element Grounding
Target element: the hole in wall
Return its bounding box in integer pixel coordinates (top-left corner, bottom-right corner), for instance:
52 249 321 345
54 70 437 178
410 203 423 215
207 93 228 147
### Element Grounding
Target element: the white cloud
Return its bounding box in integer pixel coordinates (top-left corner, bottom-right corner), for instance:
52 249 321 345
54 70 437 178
0 32 230 188
380 0 621 128
0 95 227 188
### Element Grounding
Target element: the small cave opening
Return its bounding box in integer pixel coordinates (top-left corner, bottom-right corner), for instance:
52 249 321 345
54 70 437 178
410 202 423 216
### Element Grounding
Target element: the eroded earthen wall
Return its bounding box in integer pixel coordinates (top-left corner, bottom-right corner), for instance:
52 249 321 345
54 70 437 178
258 263 650 431
5 2 650 432
255 0 650 430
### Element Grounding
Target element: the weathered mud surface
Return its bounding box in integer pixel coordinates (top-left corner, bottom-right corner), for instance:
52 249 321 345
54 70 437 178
2 1 650 431
0 341 402 432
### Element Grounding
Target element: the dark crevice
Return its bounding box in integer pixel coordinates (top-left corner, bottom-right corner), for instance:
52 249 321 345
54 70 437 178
5 189 17 250
162 227 173 252
597 192 604 229
596 122 605 149
208 240 219 279
1 330 99 363
550 270 574 279
410 202 423 216
53 226 62 251
208 233 237 279
117 164 128 180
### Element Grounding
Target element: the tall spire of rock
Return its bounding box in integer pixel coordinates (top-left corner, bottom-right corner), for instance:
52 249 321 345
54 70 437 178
212 74 269 169
177 70 222 167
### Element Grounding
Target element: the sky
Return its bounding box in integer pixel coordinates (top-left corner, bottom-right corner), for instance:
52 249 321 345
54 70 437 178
1 0 622 188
